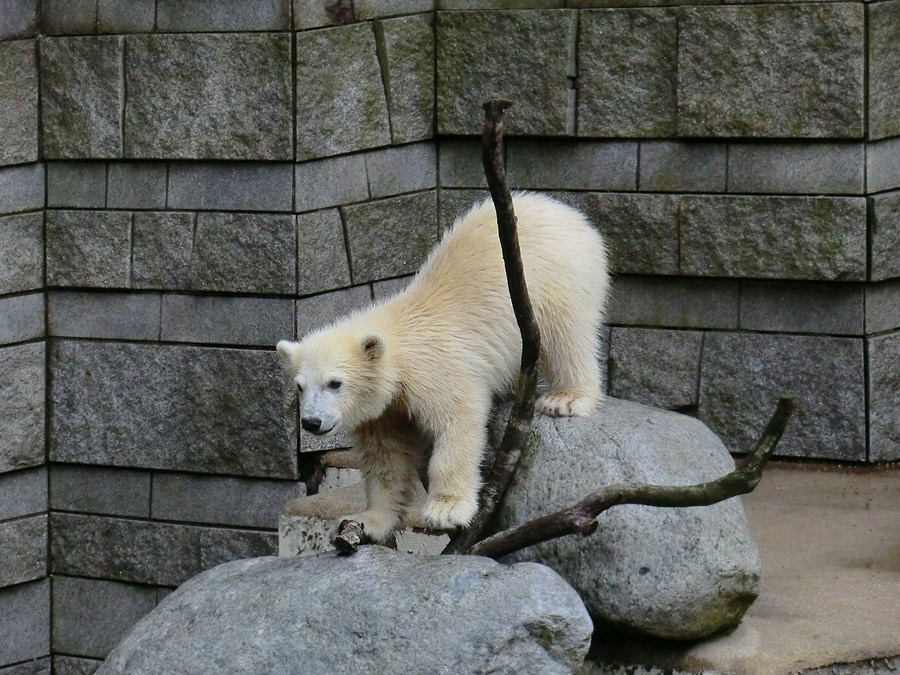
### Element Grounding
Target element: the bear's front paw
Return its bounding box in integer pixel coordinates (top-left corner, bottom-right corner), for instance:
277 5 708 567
337 510 399 545
537 391 600 417
421 494 479 531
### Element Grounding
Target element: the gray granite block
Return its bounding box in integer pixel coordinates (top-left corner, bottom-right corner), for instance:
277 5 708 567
48 291 160 341
728 143 865 195
364 143 437 198
125 34 292 160
437 188 489 232
436 10 576 136
342 191 438 283
160 295 294 346
868 331 900 461
0 39 38 166
45 210 132 288
297 210 352 295
106 163 166 209
52 576 156 658
739 281 864 335
49 341 297 478
52 656 101 675
639 141 726 192
299 427 354 454
0 657 50 674
295 24 391 160
0 580 49 666
152 474 305 529
0 515 46 588
156 0 290 31
679 195 867 281
608 328 702 410
378 13 435 144
372 275 413 300
97 0 154 33
0 342 44 475
870 190 900 282
507 140 637 191
296 285 371 336
578 8 677 138
199 529 278 571
46 162 106 208
50 465 150 518
869 1 900 140
292 0 354 30
295 154 369 213
0 212 43 294
41 0 96 34
167 163 292 212
0 0 38 40
608 276 739 330
0 467 46 521
678 5 865 138
438 0 564 6
0 163 43 215
356 0 433 18
866 280 900 335
438 138 487 188
131 212 192 290
40 36 123 158
0 293 44 345
868 137 900 194
699 332 865 460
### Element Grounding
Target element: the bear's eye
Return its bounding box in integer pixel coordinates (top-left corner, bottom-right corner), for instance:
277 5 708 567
327 379 343 391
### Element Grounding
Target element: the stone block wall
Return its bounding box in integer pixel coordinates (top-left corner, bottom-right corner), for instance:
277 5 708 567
0 0 898 669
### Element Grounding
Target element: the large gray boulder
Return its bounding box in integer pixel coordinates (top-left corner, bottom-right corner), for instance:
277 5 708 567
98 547 592 675
494 397 762 640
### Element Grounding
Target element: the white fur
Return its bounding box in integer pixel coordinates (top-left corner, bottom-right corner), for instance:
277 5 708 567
277 193 609 542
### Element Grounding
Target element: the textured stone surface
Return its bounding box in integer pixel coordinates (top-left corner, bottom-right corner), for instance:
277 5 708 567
319 466 362 491
870 190 900 282
639 141 726 192
0 580 49 666
0 342 44 474
41 0 95 34
739 281 864 335
372 274 412 300
437 10 576 135
48 291 161 341
0 212 43 294
295 154 369 213
578 8 676 137
728 143 864 195
0 39 38 165
0 658 50 675
296 210 352 295
679 196 867 281
52 656 101 675
0 293 44 345
507 140 637 191
199 529 278 571
379 14 435 144
364 143 437 198
608 277 739 329
50 465 150 518
52 576 157 659
0 0 38 40
497 398 761 639
50 341 297 478
868 136 900 195
866 280 900 335
131 212 192 290
41 36 123 158
678 5 864 138
160 295 294 346
156 0 290 31
0 515 46 587
356 0 433 18
869 1 900 140
97 0 155 33
296 285 371 336
125 34 292 160
292 0 354 30
46 210 131 288
295 24 390 160
106 163 166 209
438 188 489 231
47 162 106 208
167 163 292 212
0 467 46 521
438 138 487 188
868 332 900 462
608 328 702 410
98 549 592 675
699 333 866 460
342 191 438 283
0 163 44 214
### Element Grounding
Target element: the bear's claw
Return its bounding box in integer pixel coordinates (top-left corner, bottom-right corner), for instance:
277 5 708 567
421 494 479 531
536 392 599 417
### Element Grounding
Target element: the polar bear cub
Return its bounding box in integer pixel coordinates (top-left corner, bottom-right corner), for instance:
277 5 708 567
277 193 609 543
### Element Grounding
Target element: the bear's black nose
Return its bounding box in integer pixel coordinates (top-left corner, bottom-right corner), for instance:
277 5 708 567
301 417 322 433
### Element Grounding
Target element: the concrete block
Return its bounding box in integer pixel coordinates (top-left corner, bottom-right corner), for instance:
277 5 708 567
0 39 38 166
48 291 159 341
292 0 354 30
699 333 865 460
131 212 193 290
46 210 131 288
52 576 156 658
50 465 150 518
438 188 489 231
0 580 49 666
739 281 864 335
279 485 366 558
436 10 576 135
356 0 433 19
0 515 46 588
0 657 50 674
156 0 290 31
0 293 45 345
49 341 297 478
0 212 42 294
608 328 702 410
394 528 450 555
0 467 46 521
40 36 123 158
0 342 44 475
364 143 437 198
507 140 636 191
866 280 900 335
372 275 413 300
678 5 865 138
679 195 867 281
107 163 166 209
639 141 726 192
199 529 278 571
295 154 369 213
870 190 900 281
578 8 677 138
161 295 293 346
868 331 900 461
297 210 352 295
0 0 38 40
438 138 486 188
342 191 438 283
125 34 292 160
378 14 435 144
438 0 563 6
869 0 900 140
52 656 100 675
41 0 95 34
0 163 43 215
728 143 864 195
295 24 391 160
97 0 155 33
867 136 900 194
167 162 292 212
46 162 106 208
296 285 371 336
319 466 362 491
608 276 739 330
300 427 354 454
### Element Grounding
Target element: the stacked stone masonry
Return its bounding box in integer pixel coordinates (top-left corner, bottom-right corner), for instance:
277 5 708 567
0 0 898 669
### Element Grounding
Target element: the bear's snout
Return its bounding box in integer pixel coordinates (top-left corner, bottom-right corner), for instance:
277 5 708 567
301 417 323 434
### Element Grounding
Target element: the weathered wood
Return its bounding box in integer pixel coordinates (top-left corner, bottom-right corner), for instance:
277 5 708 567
334 519 365 555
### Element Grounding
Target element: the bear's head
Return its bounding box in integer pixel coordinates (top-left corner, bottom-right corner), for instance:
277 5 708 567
276 329 397 435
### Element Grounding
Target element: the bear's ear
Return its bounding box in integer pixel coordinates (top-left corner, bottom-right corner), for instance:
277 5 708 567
276 340 298 368
359 331 385 361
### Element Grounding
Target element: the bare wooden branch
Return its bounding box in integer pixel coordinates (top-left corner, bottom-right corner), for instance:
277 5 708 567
443 99 543 556
334 519 365 555
467 395 797 559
